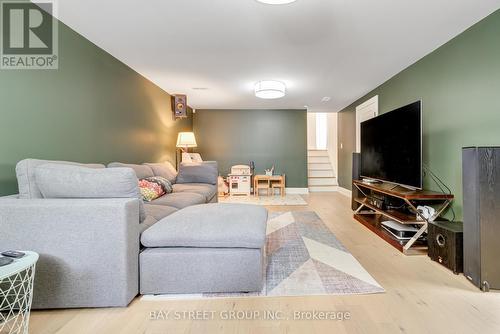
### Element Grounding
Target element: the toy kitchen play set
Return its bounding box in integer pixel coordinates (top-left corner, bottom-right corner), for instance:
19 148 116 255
228 165 252 196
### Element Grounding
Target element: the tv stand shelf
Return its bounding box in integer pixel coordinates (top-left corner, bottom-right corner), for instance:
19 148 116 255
353 180 454 255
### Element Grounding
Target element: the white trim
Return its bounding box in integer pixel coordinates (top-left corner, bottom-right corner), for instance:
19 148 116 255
308 186 352 196
356 95 379 110
335 186 352 197
285 188 309 194
355 95 379 153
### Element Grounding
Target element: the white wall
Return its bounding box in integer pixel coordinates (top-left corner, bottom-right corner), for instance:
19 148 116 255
307 112 317 149
307 112 338 177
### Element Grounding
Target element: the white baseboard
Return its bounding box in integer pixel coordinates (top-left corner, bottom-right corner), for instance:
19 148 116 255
307 186 352 196
285 188 309 195
335 186 352 197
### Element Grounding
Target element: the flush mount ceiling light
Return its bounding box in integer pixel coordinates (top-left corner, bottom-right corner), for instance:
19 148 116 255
256 0 297 4
254 80 286 99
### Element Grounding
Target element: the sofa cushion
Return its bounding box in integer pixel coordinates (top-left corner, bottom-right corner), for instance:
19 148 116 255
143 162 177 184
140 216 158 235
149 192 206 209
108 162 154 179
141 203 268 249
173 183 217 202
176 161 218 185
34 164 146 222
144 204 178 221
141 205 178 235
16 159 105 199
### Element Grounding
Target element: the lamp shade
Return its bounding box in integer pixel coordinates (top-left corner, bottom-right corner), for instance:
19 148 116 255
176 132 197 148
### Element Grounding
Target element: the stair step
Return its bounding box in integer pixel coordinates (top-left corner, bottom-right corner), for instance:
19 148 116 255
308 156 330 163
309 170 335 177
309 185 338 192
307 150 329 157
308 177 337 186
308 163 333 170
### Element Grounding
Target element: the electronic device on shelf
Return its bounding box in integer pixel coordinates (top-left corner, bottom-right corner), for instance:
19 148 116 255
416 205 436 222
367 194 385 209
381 220 421 240
361 178 381 184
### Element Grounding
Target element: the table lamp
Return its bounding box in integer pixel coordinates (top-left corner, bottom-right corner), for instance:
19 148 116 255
176 132 197 152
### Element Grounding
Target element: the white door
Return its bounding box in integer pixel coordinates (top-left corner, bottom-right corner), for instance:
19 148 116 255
356 95 379 153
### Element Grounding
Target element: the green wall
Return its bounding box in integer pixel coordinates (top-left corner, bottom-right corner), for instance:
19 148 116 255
193 109 307 188
0 19 192 196
337 10 500 219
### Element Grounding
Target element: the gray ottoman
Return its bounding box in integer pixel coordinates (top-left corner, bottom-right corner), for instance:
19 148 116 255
140 203 267 294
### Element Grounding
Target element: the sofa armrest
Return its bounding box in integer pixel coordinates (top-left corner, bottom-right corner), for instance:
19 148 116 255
0 198 140 309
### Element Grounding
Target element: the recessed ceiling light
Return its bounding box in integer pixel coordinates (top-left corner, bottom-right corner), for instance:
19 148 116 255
256 0 297 4
192 87 209 90
321 96 331 102
254 80 286 99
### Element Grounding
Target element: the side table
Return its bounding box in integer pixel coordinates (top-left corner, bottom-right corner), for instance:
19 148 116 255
0 251 39 334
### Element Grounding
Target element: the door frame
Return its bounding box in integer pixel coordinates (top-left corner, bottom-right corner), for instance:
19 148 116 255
356 95 379 153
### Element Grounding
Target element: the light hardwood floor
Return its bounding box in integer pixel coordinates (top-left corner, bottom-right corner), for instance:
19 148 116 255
29 192 500 334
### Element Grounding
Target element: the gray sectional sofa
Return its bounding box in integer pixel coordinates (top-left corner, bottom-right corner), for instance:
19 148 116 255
0 158 220 309
140 203 267 295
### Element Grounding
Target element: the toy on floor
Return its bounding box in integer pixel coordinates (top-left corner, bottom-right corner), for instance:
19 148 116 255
218 176 229 196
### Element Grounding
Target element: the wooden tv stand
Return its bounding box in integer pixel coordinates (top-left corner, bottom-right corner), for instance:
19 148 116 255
353 180 454 255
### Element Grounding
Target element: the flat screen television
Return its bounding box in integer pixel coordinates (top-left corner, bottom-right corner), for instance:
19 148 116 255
360 100 422 189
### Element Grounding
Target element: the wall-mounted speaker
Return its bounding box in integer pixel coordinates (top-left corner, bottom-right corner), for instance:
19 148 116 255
172 94 188 119
352 152 361 210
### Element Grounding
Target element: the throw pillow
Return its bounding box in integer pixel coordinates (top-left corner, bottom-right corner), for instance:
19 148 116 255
176 161 218 185
143 162 177 184
108 162 154 179
139 176 173 202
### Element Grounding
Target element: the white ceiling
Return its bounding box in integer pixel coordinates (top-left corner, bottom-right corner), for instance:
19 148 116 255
55 0 500 112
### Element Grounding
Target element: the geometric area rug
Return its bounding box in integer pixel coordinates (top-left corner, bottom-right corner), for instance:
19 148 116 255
142 211 383 301
263 211 384 296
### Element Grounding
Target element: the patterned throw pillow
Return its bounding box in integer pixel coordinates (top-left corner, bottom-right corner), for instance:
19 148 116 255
139 176 173 202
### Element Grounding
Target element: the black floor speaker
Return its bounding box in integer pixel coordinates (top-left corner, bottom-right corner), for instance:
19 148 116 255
462 147 500 291
428 221 463 274
352 152 361 210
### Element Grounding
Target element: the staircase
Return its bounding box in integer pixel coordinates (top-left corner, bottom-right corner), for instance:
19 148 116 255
308 149 338 192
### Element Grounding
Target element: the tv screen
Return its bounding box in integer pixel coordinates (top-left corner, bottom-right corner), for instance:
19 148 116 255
360 100 422 189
